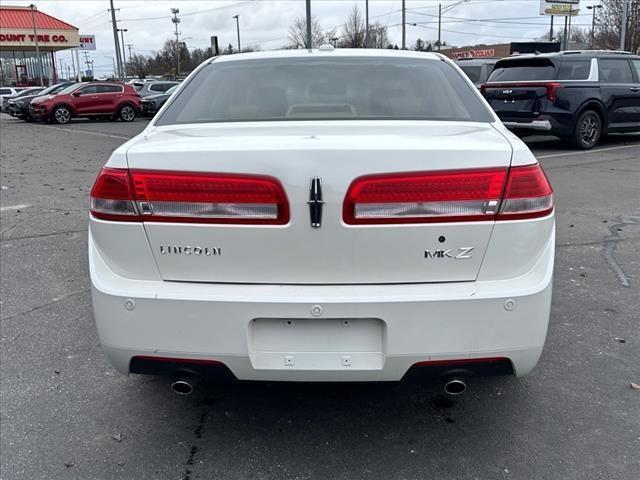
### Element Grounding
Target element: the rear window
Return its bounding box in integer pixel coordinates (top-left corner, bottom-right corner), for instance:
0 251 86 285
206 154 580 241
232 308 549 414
459 65 482 83
157 56 493 125
0 89 10 95
488 58 556 82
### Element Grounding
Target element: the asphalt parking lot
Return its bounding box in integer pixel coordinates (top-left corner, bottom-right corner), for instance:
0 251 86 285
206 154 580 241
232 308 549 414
1 114 638 480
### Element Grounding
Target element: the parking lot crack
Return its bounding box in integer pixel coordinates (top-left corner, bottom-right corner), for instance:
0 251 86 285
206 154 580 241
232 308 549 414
602 215 639 288
2 289 89 322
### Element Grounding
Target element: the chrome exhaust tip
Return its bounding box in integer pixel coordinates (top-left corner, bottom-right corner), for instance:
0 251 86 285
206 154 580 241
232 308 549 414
443 378 467 396
170 376 199 395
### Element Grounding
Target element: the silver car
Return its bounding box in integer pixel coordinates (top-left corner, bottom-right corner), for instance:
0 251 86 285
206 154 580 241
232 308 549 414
130 80 179 98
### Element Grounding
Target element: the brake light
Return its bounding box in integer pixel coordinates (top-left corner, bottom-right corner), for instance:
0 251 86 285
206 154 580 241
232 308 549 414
343 168 507 224
343 165 552 225
497 164 553 220
90 168 289 224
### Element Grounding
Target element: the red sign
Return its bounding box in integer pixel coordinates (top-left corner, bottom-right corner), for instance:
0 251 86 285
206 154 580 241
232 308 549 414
452 48 496 59
0 32 69 43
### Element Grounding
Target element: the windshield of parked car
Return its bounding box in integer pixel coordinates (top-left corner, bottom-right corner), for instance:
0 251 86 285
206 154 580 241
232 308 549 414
459 65 482 83
58 83 87 95
14 87 44 98
157 56 494 125
488 58 556 82
39 83 73 96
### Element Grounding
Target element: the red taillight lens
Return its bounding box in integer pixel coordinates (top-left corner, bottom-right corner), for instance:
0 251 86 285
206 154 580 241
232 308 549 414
343 168 507 224
90 168 139 221
90 168 289 224
545 82 561 102
343 165 553 225
497 164 553 220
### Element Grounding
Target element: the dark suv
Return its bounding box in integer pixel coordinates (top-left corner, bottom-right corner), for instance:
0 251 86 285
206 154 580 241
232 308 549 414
481 51 640 149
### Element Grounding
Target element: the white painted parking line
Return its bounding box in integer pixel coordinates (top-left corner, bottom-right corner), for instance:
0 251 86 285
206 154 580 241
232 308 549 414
537 143 640 159
0 204 32 212
38 124 131 140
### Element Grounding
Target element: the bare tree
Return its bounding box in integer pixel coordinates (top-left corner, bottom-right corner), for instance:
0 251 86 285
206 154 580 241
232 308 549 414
367 21 391 49
340 5 365 48
592 0 639 53
126 53 150 78
288 16 327 48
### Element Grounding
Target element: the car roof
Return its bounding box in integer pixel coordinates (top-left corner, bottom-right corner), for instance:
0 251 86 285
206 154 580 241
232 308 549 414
210 48 443 65
499 50 638 61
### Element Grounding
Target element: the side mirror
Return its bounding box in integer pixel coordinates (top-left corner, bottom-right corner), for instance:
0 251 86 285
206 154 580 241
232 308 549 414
72 91 81 97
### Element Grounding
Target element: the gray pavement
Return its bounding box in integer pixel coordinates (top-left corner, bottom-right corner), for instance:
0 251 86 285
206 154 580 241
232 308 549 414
1 114 639 480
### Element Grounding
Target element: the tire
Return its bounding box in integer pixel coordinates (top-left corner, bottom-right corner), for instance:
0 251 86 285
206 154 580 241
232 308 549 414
570 109 602 150
118 104 136 122
52 105 72 124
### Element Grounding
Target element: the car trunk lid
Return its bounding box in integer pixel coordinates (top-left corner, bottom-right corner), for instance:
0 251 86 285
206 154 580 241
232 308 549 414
124 121 513 284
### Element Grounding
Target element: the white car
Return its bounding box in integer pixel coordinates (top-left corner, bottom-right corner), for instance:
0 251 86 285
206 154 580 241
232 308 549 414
0 86 28 112
89 48 554 395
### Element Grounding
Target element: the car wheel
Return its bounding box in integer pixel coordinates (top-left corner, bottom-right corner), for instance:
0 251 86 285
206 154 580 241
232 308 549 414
52 106 72 124
118 104 136 122
571 110 601 150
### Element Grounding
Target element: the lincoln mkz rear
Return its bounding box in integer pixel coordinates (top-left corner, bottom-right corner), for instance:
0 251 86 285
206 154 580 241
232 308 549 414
89 49 554 395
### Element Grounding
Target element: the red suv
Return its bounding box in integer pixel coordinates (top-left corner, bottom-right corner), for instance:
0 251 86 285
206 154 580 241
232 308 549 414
30 82 141 124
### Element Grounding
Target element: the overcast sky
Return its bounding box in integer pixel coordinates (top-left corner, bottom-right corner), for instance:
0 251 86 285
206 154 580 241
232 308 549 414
4 0 599 76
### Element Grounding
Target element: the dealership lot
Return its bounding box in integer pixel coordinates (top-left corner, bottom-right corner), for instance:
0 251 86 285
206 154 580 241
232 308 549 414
1 114 638 480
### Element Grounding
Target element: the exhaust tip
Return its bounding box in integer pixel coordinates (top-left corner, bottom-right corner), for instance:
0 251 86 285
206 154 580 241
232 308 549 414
171 379 195 395
444 378 467 396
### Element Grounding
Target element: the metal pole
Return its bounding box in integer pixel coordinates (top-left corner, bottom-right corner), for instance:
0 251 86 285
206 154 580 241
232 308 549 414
127 44 133 61
365 0 369 48
171 9 181 75
620 0 628 51
74 49 81 81
550 15 554 42
563 15 568 50
402 0 406 49
437 3 442 51
119 29 127 74
109 0 123 79
233 15 241 52
567 8 572 50
29 4 44 85
305 0 312 48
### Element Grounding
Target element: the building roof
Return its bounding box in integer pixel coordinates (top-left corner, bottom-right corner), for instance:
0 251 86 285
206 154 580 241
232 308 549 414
0 6 77 31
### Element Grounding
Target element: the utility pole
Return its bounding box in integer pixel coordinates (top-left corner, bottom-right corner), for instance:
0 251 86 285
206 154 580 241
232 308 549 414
29 4 45 85
549 15 554 42
118 28 128 74
562 15 568 51
567 7 573 50
82 51 91 75
437 3 442 51
402 0 406 49
364 0 369 48
305 0 312 49
126 44 134 62
620 0 628 51
233 14 241 52
109 0 123 80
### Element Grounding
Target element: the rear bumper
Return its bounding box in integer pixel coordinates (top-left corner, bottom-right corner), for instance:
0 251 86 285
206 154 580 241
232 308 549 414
503 119 552 131
90 224 554 382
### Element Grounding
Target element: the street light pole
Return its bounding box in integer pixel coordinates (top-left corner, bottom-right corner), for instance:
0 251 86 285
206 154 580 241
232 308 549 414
364 0 369 48
29 4 44 86
118 28 128 75
437 0 469 52
305 0 312 49
171 8 181 76
586 4 602 49
402 0 406 49
233 15 241 52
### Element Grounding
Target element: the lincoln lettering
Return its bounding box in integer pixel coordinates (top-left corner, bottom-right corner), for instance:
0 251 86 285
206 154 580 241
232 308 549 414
159 246 221 256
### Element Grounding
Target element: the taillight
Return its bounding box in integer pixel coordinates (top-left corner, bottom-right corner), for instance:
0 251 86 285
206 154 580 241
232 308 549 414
343 165 553 225
545 82 561 102
497 164 553 220
90 168 289 224
343 168 507 224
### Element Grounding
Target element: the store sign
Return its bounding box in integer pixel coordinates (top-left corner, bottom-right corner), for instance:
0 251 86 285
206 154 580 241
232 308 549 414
0 29 79 48
79 35 96 50
452 48 496 59
540 0 580 16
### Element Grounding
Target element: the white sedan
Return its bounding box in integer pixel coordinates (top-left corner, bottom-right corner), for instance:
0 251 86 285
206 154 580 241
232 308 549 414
89 48 554 395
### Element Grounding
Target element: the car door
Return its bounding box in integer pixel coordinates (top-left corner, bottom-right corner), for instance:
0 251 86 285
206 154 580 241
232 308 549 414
96 84 124 113
598 57 640 132
71 85 99 114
